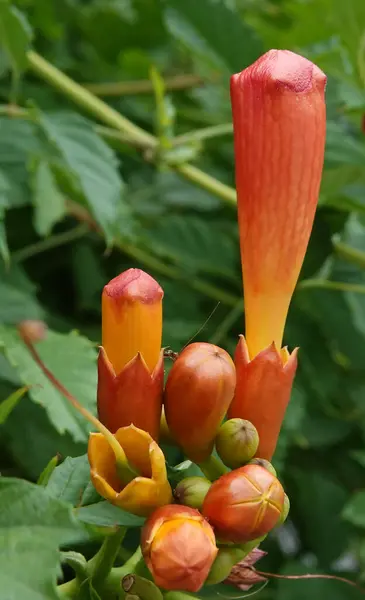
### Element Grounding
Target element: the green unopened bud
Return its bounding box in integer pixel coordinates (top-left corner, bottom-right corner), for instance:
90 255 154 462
174 476 211 509
277 493 290 525
215 419 259 469
206 539 262 585
248 458 277 477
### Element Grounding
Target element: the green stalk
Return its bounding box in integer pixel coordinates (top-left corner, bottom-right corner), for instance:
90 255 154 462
88 527 127 588
298 279 365 294
26 51 237 206
198 455 229 481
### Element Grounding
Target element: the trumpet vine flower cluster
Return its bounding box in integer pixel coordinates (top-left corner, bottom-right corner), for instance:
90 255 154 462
86 49 326 594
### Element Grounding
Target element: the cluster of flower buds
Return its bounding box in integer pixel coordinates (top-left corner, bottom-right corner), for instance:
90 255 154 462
85 48 326 593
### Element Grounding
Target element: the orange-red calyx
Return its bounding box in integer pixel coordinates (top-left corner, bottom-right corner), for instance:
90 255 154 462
228 336 298 460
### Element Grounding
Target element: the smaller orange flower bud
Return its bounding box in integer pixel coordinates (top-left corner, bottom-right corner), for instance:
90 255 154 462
88 425 172 516
98 269 164 439
141 505 218 592
202 464 284 543
18 320 47 343
164 342 236 463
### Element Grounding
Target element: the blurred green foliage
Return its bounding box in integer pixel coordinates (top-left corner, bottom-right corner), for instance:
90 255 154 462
1 0 365 598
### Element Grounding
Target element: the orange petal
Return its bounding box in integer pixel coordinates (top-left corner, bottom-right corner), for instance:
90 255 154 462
231 50 326 357
88 432 122 500
114 425 153 477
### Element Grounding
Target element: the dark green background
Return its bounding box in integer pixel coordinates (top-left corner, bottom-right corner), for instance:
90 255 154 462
1 0 365 598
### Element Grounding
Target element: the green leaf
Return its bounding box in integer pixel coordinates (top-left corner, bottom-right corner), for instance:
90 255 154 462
0 385 27 424
0 2 32 74
38 112 125 245
76 501 145 528
0 477 82 600
343 490 365 527
46 454 99 506
0 263 43 324
143 215 237 279
165 0 262 74
30 158 66 236
3 400 85 479
0 326 97 442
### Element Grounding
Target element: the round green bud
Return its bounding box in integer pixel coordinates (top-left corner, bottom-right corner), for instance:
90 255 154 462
248 458 277 477
277 493 290 526
215 418 259 469
174 476 211 509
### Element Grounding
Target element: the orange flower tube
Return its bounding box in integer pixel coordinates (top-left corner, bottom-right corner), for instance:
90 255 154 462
229 50 326 458
98 269 164 440
231 49 326 357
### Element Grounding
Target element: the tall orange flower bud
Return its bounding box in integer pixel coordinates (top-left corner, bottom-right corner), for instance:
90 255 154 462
202 464 284 543
231 49 326 356
98 269 164 440
229 50 326 459
141 505 218 591
164 343 236 463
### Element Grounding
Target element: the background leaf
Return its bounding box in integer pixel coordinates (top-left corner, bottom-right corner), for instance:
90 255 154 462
0 326 97 441
0 477 83 600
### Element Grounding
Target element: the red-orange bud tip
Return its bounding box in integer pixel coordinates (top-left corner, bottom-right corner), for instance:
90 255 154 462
142 505 218 592
202 464 285 543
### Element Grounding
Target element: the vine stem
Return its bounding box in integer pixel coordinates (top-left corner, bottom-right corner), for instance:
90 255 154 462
26 51 237 206
88 527 127 588
298 279 365 294
253 568 365 594
84 73 204 96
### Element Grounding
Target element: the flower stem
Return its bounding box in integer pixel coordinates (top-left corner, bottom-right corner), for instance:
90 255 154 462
298 279 365 294
122 575 163 600
172 123 233 146
334 240 365 270
88 527 127 588
105 546 144 592
12 224 89 262
198 455 229 481
84 74 204 97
